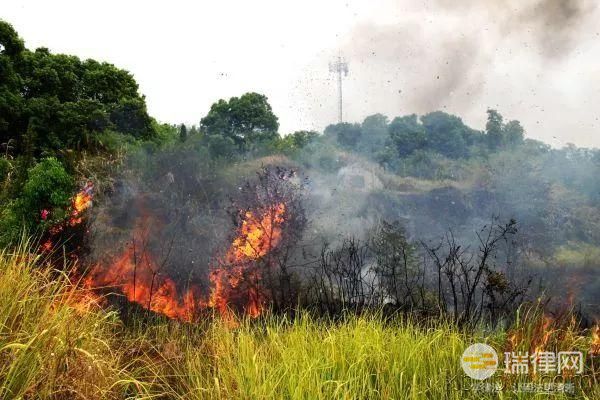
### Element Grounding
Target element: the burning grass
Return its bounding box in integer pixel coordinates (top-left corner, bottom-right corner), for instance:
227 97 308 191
0 244 598 399
83 200 288 322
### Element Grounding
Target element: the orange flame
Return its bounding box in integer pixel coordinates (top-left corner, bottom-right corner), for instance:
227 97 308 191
592 324 600 356
209 203 286 318
227 203 286 262
84 244 203 321
69 186 93 226
83 209 205 321
505 315 556 355
41 182 94 252
534 316 553 355
84 202 286 322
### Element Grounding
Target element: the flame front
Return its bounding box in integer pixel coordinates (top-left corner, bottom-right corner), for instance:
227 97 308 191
228 203 286 262
41 182 94 252
84 202 286 321
505 315 557 357
209 203 286 317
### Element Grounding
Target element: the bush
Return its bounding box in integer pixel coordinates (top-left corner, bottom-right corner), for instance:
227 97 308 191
0 158 73 244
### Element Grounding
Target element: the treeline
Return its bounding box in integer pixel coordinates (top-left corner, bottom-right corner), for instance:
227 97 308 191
323 109 525 170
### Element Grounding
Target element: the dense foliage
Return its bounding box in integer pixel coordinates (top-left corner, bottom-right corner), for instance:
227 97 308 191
0 21 155 157
0 20 156 244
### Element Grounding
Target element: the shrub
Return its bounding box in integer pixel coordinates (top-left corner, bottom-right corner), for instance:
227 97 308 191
0 158 73 245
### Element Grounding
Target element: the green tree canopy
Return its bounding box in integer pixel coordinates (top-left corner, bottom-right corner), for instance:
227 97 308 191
200 92 279 149
179 124 188 142
324 122 362 149
360 113 389 153
421 111 470 158
0 157 74 245
0 20 155 157
503 120 525 147
485 109 504 150
388 114 426 157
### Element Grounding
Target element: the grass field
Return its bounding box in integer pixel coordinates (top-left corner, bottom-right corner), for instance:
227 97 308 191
0 244 597 399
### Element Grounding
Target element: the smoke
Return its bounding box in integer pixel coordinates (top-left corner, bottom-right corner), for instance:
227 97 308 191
80 134 600 319
337 21 489 114
85 148 234 305
293 0 599 146
435 0 597 58
82 0 600 314
341 0 596 111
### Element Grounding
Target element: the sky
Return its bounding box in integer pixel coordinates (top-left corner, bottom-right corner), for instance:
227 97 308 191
3 0 600 147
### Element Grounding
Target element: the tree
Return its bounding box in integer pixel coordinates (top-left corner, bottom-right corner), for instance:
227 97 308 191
0 20 24 56
371 221 421 308
361 113 388 135
485 109 504 150
289 130 319 148
421 111 469 158
0 20 156 156
179 124 188 142
422 218 528 326
200 92 279 150
504 120 524 147
206 134 236 159
324 122 362 149
0 157 74 245
360 113 389 153
0 21 25 146
388 114 426 157
109 98 154 139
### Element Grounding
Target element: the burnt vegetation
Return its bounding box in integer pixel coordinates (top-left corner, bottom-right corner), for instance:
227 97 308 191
292 217 532 326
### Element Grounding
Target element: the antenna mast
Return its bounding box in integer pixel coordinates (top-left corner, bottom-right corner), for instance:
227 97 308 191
329 56 349 123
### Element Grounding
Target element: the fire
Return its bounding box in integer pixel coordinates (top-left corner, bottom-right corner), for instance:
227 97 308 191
592 324 600 356
83 209 205 321
40 181 94 252
83 202 286 322
69 181 93 226
227 203 286 262
534 316 553 355
209 203 286 317
505 315 556 356
84 244 203 321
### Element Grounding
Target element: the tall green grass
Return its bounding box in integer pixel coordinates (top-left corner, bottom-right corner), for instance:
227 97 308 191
0 244 597 399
